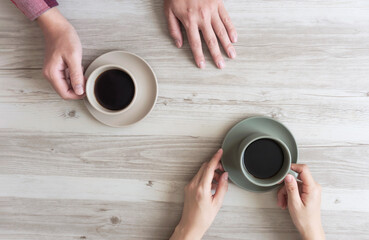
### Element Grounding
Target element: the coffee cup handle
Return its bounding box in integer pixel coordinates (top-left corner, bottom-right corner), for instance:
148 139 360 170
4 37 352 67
288 169 301 183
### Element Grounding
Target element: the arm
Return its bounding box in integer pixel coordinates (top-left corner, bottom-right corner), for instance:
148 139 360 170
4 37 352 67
11 1 85 99
277 164 325 240
170 149 228 240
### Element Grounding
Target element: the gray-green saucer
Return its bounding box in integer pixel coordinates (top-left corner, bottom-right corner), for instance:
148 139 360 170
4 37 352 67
221 116 298 192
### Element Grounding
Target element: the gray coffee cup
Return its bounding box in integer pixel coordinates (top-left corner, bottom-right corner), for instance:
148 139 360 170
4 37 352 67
238 133 298 187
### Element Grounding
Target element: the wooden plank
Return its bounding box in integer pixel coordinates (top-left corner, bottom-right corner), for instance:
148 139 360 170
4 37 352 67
0 174 368 214
0 70 368 145
1 0 369 72
0 131 368 189
0 197 368 240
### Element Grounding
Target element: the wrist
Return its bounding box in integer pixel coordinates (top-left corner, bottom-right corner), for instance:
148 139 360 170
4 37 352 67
300 224 325 240
37 8 71 35
170 222 204 240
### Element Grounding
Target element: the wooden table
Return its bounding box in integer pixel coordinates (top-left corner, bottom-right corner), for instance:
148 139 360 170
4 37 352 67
1 0 369 239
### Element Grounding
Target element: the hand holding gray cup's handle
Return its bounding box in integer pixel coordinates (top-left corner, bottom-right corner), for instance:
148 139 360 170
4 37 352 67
287 169 302 183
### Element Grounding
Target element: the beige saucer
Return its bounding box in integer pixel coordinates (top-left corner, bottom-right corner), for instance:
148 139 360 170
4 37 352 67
84 51 158 127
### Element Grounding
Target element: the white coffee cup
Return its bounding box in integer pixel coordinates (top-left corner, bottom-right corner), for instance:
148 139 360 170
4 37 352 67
86 64 137 115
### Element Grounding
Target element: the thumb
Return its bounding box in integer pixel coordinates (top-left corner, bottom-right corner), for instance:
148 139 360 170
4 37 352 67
66 57 85 95
284 174 302 207
213 172 228 207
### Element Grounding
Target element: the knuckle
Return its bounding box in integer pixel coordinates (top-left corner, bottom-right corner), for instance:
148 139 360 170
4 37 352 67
49 71 58 83
184 10 195 21
169 29 178 38
213 54 223 62
195 187 204 201
207 37 218 48
223 16 231 24
199 8 209 20
42 67 50 79
229 27 236 34
216 29 226 39
301 164 308 171
190 40 201 50
60 93 71 100
287 184 296 193
182 19 193 30
70 71 83 82
225 43 233 51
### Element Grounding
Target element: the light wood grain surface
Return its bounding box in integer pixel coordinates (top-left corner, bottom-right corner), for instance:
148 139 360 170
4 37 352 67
1 0 369 239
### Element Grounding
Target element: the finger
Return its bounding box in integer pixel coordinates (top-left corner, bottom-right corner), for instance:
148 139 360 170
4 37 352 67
65 56 84 95
185 24 206 69
192 162 208 185
284 174 302 207
201 149 224 186
45 65 84 100
277 186 287 209
213 172 228 206
218 3 237 43
212 15 236 59
291 164 315 189
166 9 183 48
200 23 225 69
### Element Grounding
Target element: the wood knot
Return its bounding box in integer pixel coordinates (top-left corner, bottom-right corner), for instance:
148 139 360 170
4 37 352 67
146 180 153 187
271 112 280 119
68 110 76 118
61 110 78 119
110 216 121 225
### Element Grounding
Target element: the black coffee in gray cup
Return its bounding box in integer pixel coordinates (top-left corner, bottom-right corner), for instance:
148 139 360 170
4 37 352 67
244 139 284 179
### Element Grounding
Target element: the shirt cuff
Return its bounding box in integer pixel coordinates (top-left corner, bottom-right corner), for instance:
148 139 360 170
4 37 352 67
11 0 59 21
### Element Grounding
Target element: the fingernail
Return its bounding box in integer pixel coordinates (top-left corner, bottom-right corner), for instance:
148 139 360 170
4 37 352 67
198 61 205 69
175 40 181 48
217 60 225 69
217 148 222 153
229 48 236 59
223 172 228 180
285 174 293 183
74 84 84 95
232 33 238 43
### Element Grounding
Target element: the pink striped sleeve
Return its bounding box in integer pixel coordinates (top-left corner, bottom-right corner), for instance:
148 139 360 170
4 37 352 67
11 0 58 21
